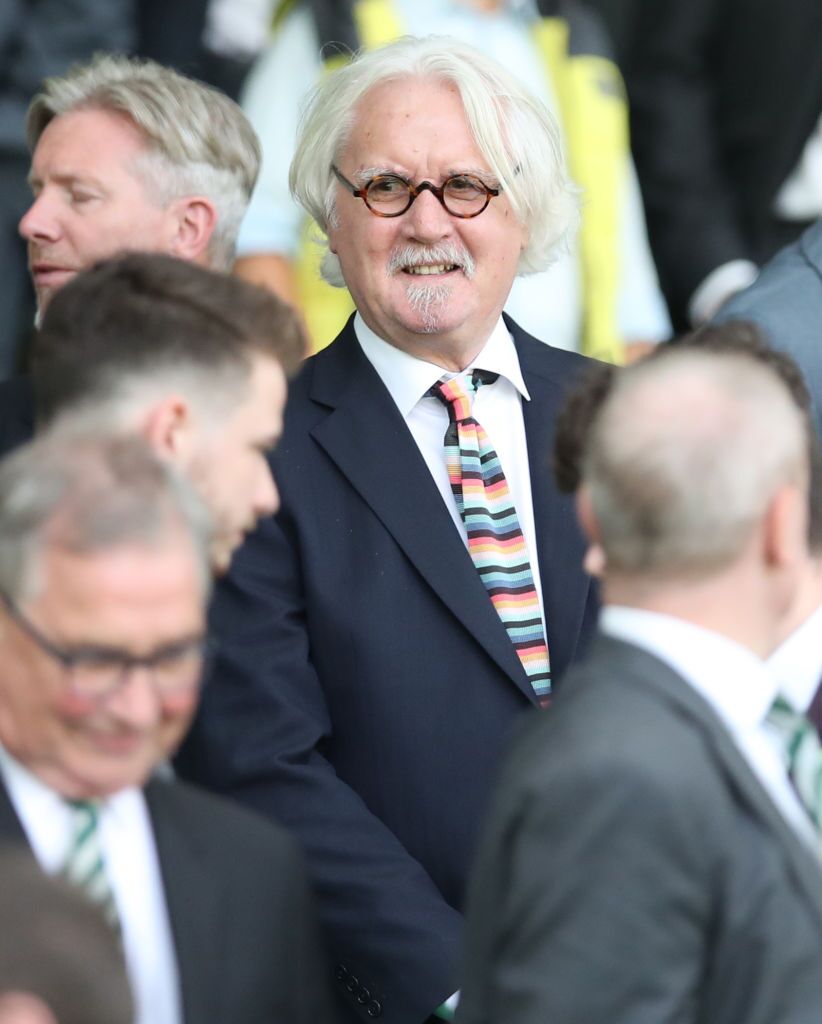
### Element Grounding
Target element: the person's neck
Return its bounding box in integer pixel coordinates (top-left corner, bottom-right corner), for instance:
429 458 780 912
371 319 499 373
603 570 782 660
775 555 822 643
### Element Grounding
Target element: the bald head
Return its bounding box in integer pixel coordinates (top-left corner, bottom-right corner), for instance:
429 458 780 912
583 349 809 579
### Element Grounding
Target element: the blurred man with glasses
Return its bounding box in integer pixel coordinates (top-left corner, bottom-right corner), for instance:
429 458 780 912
0 434 332 1024
177 36 598 1024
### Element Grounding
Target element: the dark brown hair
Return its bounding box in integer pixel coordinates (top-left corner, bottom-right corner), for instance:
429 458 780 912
33 252 305 426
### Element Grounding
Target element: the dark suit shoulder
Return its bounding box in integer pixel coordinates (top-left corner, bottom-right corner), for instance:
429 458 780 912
0 375 34 459
145 776 304 863
505 313 597 387
502 637 739 821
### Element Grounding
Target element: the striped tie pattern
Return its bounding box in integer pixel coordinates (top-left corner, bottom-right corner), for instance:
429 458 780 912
768 695 822 834
430 370 551 705
63 799 120 932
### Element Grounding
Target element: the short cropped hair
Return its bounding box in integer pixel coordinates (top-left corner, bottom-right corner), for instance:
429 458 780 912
583 348 809 578
0 434 213 604
0 850 133 1024
290 35 578 284
27 54 261 269
32 252 304 430
555 321 822 553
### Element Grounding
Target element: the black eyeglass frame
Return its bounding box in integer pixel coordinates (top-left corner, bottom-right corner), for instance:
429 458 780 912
331 164 500 219
0 589 213 700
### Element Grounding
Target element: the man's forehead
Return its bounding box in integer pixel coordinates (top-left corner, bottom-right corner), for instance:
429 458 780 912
30 107 150 169
343 77 483 167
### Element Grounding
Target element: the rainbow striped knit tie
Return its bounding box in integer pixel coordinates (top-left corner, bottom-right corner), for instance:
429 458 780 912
430 370 551 705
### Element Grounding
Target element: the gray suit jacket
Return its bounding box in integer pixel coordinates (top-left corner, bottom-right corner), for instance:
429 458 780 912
715 219 822 443
458 633 822 1024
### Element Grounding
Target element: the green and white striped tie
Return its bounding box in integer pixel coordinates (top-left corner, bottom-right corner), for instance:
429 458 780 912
63 799 120 932
768 695 822 833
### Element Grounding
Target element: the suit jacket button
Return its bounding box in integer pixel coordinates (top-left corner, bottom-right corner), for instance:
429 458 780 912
346 976 359 994
335 964 349 983
357 987 371 1005
366 1000 383 1017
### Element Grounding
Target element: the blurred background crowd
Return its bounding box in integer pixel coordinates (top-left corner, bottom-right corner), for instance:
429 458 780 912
3 0 820 375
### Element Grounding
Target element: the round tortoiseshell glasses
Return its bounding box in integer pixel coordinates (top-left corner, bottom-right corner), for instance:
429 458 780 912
332 165 501 219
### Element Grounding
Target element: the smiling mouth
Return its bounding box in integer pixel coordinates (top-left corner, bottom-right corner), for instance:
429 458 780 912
403 264 459 276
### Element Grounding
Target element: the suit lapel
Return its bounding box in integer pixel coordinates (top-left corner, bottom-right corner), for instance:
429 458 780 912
145 780 223 1024
599 635 822 933
309 321 537 701
0 778 28 845
513 320 593 677
800 219 822 275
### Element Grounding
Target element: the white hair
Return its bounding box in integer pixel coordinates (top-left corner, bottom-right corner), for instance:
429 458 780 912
289 35 579 285
583 349 809 578
27 54 261 269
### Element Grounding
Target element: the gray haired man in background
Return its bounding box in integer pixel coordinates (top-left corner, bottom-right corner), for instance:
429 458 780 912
20 52 260 311
1 51 272 453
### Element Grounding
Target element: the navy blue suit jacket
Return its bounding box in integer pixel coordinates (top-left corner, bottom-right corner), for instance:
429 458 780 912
174 315 598 1024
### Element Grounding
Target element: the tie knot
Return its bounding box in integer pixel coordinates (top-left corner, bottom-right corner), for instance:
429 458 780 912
428 369 499 422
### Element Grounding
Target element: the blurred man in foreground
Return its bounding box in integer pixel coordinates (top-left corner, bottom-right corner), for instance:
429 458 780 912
0 435 331 1024
0 253 304 571
459 346 822 1024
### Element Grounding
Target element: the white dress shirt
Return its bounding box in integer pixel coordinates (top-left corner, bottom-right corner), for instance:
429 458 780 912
355 312 548 639
600 606 818 850
768 602 822 714
0 746 182 1024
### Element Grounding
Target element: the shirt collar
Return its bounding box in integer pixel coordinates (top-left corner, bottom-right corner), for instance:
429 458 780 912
768 601 822 712
354 312 530 419
600 606 779 733
0 742 136 818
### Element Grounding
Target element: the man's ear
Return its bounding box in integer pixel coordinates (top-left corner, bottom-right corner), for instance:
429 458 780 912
168 196 218 263
576 484 600 544
763 483 809 570
140 395 195 460
576 484 607 577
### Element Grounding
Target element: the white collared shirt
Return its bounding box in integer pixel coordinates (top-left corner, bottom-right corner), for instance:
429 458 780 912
768 602 822 714
0 746 182 1024
355 313 548 638
600 606 818 849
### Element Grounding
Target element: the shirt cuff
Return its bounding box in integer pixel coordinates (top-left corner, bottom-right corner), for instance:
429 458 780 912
688 260 759 325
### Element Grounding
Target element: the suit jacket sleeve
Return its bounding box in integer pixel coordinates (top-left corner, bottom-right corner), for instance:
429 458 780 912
457 718 712 1024
623 0 750 322
176 506 463 1024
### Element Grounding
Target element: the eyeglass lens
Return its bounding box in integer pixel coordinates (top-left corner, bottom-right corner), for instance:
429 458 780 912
69 644 206 699
366 174 490 216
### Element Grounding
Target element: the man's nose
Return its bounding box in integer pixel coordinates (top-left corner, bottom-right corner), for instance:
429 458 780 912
19 192 61 244
106 667 162 729
403 188 454 243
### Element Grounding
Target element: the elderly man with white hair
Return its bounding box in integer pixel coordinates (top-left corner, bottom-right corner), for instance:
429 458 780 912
177 35 598 1024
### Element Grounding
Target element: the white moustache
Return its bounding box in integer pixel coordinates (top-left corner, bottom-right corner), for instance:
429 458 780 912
387 244 476 279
